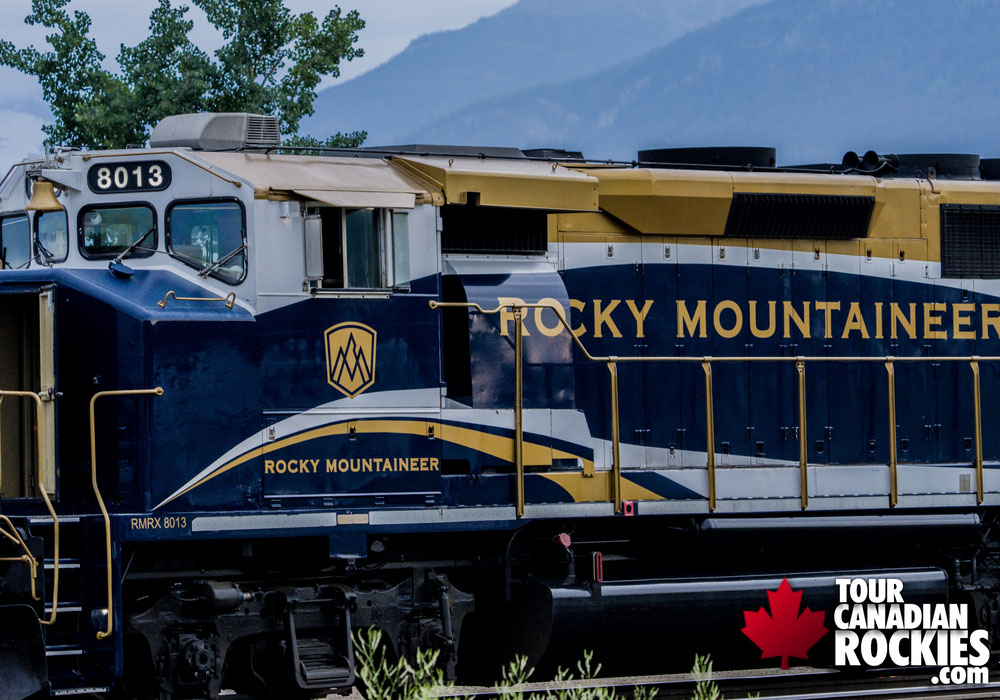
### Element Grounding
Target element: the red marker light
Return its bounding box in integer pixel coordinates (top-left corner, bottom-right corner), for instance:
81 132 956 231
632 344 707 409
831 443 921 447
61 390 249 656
555 532 572 548
623 500 635 516
592 551 604 582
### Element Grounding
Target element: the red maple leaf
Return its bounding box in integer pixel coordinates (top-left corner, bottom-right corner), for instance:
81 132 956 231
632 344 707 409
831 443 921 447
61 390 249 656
741 578 828 670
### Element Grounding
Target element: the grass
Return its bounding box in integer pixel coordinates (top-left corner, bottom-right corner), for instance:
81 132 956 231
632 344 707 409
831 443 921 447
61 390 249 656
353 628 754 700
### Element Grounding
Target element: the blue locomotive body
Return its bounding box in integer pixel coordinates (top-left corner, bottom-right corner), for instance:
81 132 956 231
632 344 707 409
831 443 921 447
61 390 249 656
0 119 998 697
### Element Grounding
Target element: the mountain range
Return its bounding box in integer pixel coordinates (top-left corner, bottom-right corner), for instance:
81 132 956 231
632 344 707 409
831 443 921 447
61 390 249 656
305 0 1000 164
301 0 765 146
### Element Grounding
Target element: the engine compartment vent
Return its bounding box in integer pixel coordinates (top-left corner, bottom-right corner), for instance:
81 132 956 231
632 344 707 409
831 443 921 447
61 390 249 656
724 193 874 239
441 204 547 255
941 204 1000 278
149 112 281 151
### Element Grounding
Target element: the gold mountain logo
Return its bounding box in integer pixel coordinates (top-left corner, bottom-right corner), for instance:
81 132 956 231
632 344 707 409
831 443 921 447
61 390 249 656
324 322 377 398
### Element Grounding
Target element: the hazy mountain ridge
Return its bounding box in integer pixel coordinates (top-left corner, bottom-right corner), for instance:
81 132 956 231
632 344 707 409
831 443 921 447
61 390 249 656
404 0 1000 163
302 0 766 145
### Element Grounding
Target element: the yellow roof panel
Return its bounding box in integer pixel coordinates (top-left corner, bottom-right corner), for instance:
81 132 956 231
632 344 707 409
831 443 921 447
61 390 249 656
391 156 599 211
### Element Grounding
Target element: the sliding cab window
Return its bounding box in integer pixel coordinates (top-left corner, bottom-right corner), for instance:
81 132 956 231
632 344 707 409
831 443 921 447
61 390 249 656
167 199 246 284
34 210 68 264
78 204 156 259
315 208 409 290
1 214 30 269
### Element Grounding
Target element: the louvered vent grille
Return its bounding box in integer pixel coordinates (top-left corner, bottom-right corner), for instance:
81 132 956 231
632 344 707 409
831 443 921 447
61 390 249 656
724 193 874 239
941 204 1000 278
245 115 281 149
441 205 548 255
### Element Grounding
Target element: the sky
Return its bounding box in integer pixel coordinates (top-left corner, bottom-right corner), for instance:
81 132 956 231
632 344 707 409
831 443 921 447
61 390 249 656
0 0 516 166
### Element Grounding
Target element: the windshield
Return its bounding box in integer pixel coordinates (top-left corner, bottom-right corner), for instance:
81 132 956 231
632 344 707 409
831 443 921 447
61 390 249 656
168 200 245 283
1 215 30 269
81 205 155 259
35 211 68 263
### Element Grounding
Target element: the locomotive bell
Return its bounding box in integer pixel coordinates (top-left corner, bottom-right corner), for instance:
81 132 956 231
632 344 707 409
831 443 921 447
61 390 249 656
25 180 63 211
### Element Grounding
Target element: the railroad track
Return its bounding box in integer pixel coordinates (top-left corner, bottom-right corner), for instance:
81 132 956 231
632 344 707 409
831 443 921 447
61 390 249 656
429 665 1000 699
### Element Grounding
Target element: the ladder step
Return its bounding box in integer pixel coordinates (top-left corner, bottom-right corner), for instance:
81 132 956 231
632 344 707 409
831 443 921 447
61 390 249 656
29 516 81 525
45 558 81 570
49 687 111 696
44 602 82 614
46 644 84 657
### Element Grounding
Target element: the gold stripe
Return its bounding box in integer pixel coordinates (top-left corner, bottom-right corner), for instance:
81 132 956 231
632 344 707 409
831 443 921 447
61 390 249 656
538 471 663 503
159 419 595 508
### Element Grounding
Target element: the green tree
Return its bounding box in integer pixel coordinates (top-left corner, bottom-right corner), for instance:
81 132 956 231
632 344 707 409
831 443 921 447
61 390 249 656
0 0 366 149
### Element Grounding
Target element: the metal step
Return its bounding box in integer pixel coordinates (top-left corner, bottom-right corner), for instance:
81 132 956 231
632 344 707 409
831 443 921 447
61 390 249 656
28 516 81 525
44 558 80 570
296 639 352 686
49 686 111 696
44 602 82 614
46 644 84 657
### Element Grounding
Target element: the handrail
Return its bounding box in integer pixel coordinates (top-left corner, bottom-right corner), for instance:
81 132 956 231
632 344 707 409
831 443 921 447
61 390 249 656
886 360 898 507
514 309 525 517
0 389 60 625
971 357 985 505
80 150 244 189
90 387 163 640
609 361 623 514
796 359 808 510
702 361 716 512
157 290 236 309
0 514 40 602
429 300 997 512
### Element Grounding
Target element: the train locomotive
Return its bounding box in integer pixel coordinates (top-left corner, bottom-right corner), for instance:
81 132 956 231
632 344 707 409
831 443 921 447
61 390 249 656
1 113 1000 698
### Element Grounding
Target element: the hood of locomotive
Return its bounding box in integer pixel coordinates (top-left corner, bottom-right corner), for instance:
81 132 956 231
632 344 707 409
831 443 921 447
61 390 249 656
0 265 255 511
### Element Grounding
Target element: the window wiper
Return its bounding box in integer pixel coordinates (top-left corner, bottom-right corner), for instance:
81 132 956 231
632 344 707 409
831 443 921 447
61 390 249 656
197 244 246 278
111 227 154 267
35 237 55 264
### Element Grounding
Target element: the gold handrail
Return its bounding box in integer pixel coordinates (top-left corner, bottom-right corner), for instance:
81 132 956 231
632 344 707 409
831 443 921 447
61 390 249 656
608 361 623 514
429 300 998 512
972 357 984 505
796 359 808 510
702 360 716 512
90 388 164 640
514 309 525 518
886 360 898 508
0 389 60 625
0 515 40 602
157 290 236 309
80 150 244 188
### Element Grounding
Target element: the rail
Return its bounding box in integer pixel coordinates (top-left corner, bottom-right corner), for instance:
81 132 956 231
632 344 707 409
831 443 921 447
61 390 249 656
0 390 60 624
89 388 163 640
429 300 995 515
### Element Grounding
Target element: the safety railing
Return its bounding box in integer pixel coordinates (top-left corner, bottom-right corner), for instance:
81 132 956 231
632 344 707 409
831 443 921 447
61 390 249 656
0 389 60 624
90 388 163 640
429 300 996 516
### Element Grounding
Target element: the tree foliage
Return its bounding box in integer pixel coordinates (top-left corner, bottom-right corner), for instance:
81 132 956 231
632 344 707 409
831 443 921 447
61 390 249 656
0 0 365 149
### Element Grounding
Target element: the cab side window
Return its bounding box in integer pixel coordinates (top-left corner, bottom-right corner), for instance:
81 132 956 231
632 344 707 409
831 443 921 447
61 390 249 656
167 199 246 284
35 211 68 263
0 215 30 269
313 208 409 290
